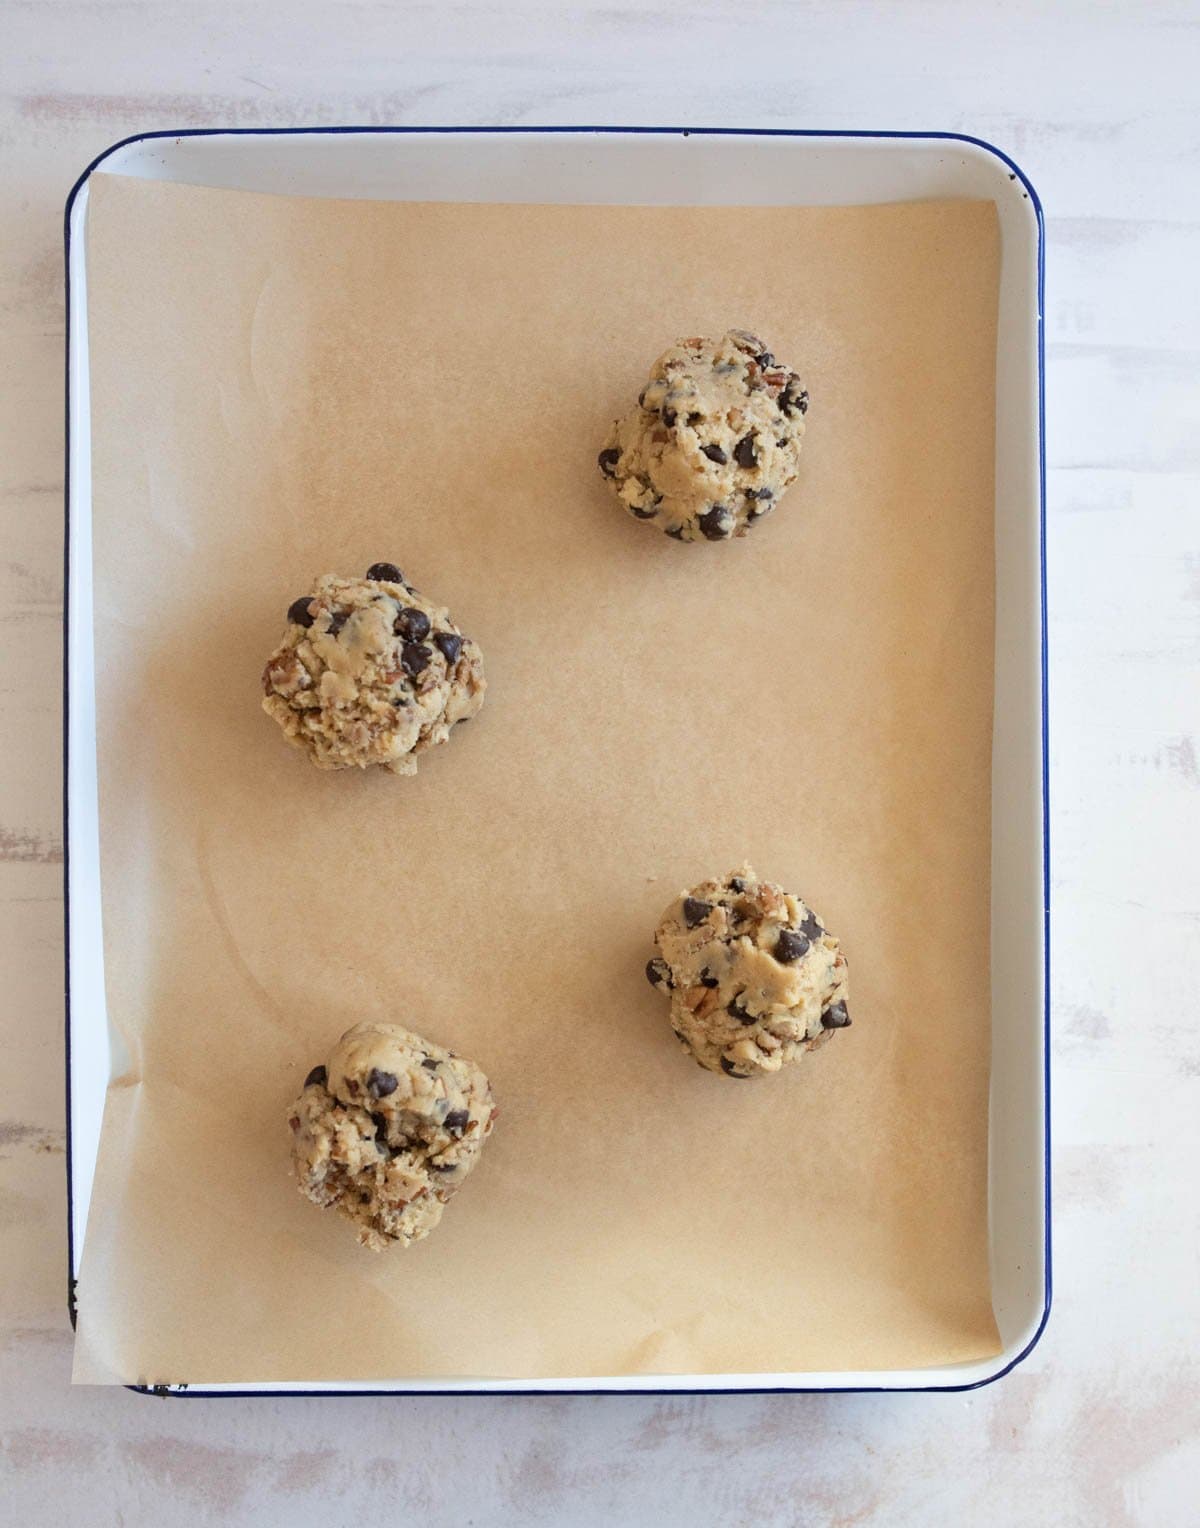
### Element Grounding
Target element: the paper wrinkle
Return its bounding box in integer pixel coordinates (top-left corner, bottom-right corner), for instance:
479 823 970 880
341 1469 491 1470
194 824 294 1035
74 174 1002 1384
247 264 275 409
146 457 198 554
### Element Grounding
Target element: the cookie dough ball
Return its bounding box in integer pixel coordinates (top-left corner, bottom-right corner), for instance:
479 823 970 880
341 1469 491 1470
646 865 849 1078
288 1022 496 1250
598 329 809 542
262 564 485 774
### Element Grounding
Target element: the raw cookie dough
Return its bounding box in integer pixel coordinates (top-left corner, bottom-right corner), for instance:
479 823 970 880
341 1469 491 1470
647 865 849 1078
288 1022 497 1250
262 563 485 774
598 329 809 541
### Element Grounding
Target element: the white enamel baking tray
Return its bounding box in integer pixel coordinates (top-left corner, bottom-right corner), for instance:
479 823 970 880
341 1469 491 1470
64 127 1047 1395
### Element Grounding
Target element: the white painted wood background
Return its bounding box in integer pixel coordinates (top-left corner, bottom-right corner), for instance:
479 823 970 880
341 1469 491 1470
2 3 1197 1523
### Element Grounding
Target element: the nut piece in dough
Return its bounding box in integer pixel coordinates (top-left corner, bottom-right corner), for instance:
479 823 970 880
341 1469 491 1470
647 865 849 1078
262 564 485 774
288 1022 496 1250
598 330 809 542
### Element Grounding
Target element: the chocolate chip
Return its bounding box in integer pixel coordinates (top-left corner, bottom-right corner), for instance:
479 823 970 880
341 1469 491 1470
630 504 658 520
728 877 746 892
366 562 403 583
401 642 431 676
728 996 755 1024
822 1000 851 1029
444 1108 470 1135
367 1068 399 1098
666 526 688 540
304 1065 327 1088
430 1160 456 1173
701 443 728 464
745 487 773 501
799 910 823 940
421 1057 440 1072
394 606 431 642
646 957 674 991
734 434 758 468
287 597 315 628
720 1056 749 1078
780 386 809 417
697 506 732 540
755 350 775 369
687 412 702 427
598 448 621 476
699 968 719 989
662 408 677 427
683 897 712 928
371 1112 390 1147
433 631 463 664
775 930 811 963
327 610 348 636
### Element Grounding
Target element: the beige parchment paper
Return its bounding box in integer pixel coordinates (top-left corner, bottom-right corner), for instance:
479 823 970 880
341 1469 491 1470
73 172 1000 1383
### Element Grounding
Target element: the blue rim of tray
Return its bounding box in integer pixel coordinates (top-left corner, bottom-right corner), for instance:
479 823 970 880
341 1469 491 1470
62 124 1049 1398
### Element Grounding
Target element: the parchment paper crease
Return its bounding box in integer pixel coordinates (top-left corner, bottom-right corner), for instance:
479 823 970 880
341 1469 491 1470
73 173 1000 1383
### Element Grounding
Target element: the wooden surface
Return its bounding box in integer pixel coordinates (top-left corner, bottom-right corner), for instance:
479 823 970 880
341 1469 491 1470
2 2 1197 1523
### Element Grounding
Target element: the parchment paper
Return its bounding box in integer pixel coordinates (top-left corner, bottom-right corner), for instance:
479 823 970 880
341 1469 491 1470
73 172 1000 1383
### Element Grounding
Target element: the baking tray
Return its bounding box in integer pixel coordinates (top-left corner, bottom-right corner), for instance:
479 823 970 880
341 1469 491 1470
64 126 1048 1395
